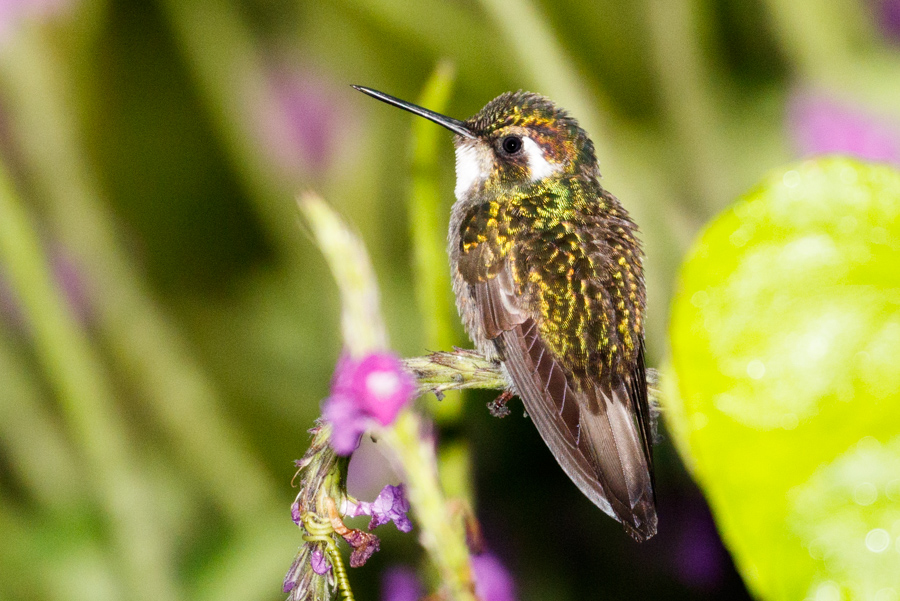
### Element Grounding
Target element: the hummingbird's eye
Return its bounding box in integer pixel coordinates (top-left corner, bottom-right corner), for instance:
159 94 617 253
501 135 523 155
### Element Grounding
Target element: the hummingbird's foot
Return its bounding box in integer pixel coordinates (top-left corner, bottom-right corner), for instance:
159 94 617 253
487 391 513 418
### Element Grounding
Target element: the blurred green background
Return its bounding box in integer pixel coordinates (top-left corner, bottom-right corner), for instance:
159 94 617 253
1 0 899 600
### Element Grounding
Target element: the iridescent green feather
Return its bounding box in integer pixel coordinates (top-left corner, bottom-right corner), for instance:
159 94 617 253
457 176 644 383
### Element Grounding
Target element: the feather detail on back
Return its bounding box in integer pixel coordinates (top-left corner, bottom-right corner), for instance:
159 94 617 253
472 268 656 540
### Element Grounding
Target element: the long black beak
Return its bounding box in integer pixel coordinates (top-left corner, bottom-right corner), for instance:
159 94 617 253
352 85 476 139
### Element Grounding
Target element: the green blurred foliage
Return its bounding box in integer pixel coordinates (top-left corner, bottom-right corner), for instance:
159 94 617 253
0 0 899 599
665 159 900 600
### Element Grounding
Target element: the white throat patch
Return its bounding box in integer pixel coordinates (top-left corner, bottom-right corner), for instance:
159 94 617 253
522 137 561 182
454 142 486 200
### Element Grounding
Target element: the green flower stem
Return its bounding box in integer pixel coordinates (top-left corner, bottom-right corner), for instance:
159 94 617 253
301 194 475 599
378 412 477 601
0 159 179 601
402 349 507 398
409 60 465 422
643 0 731 212
0 333 84 510
0 25 275 524
299 193 388 355
406 61 478 505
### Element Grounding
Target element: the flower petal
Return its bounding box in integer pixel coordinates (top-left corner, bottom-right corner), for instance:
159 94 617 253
323 393 367 455
353 353 415 426
368 484 412 532
310 547 332 575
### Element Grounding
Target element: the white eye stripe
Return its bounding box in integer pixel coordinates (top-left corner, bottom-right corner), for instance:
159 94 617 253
522 137 561 181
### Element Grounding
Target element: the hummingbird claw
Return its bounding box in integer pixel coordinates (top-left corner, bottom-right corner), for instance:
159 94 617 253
487 390 513 418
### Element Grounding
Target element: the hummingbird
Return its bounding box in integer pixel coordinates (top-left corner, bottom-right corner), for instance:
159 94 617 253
353 85 657 541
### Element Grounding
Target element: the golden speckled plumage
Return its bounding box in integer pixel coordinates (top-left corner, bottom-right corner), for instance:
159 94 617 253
456 175 644 383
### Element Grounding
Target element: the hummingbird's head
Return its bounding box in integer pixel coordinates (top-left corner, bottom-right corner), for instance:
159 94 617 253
454 91 598 200
352 86 598 200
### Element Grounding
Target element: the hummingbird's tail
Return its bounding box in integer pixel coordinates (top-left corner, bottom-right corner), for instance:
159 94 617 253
580 379 658 540
470 264 657 540
497 321 658 541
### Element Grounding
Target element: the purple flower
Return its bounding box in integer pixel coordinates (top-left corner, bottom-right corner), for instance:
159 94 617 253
290 501 302 526
381 566 423 601
671 504 726 591
253 64 358 181
51 250 90 323
351 354 416 426
471 553 517 601
323 392 367 455
323 352 415 455
876 0 900 42
787 90 900 165
310 548 332 576
369 484 413 532
342 484 413 533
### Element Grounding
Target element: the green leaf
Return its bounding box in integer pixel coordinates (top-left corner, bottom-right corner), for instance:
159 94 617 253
664 158 900 600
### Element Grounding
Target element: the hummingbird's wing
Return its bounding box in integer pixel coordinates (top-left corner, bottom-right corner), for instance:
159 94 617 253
472 262 657 541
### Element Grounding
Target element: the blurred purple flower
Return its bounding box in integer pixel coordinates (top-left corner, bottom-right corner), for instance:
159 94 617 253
310 548 331 576
381 566 423 601
670 501 726 591
0 0 72 41
471 553 517 601
290 501 302 526
51 250 90 323
255 64 358 180
353 354 417 426
787 90 900 165
323 351 415 455
875 0 900 42
323 391 367 455
343 484 413 533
